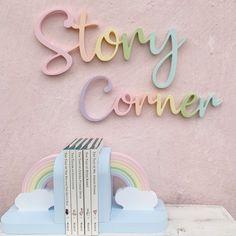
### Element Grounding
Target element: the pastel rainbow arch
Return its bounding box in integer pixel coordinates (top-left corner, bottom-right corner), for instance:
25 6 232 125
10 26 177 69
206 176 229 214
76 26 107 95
21 152 150 192
111 152 150 191
22 154 57 192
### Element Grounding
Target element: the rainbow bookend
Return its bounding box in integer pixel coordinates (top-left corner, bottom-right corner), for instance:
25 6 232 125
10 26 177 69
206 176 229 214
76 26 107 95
1 147 168 234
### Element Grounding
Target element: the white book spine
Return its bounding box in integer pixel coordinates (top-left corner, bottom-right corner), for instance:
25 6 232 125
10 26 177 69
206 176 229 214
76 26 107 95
83 149 92 235
70 149 78 235
76 149 85 235
91 149 99 235
64 149 72 235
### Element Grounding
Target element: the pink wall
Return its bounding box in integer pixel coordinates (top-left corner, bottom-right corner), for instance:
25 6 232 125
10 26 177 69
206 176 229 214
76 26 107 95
1 0 236 218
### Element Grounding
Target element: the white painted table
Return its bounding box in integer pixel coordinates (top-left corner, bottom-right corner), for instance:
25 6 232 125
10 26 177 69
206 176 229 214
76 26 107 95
1 205 236 236
162 204 236 236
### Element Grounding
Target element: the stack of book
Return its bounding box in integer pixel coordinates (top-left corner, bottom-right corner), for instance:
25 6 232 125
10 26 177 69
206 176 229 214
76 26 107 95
64 138 103 236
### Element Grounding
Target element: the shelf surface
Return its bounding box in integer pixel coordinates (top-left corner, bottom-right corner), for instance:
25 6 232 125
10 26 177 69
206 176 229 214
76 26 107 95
1 204 236 236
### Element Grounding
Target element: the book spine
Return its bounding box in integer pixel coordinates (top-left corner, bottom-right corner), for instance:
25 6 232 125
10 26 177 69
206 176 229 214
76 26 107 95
64 149 72 235
83 149 92 235
91 149 99 235
70 149 78 235
76 149 85 235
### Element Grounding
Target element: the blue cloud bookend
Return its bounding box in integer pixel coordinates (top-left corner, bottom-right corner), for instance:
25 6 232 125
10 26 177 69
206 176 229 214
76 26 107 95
1 147 168 234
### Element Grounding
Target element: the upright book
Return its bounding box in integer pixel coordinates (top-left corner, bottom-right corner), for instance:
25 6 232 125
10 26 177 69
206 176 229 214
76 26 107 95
90 138 103 235
75 138 88 235
82 138 94 235
70 138 83 235
63 139 78 236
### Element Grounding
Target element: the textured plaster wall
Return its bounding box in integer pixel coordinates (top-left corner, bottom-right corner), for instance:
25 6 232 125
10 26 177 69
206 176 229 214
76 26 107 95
0 0 236 218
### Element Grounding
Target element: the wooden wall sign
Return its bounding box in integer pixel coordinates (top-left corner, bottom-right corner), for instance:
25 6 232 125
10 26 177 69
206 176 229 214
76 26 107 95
35 9 222 122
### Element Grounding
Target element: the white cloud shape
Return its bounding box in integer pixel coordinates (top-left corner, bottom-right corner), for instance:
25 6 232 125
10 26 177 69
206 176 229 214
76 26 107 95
115 187 158 210
15 189 54 212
